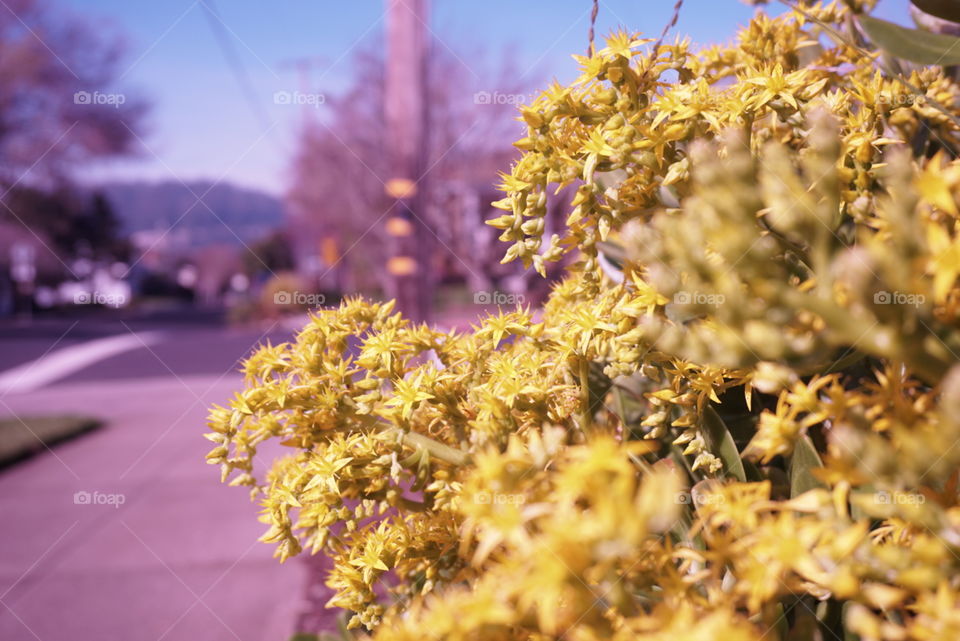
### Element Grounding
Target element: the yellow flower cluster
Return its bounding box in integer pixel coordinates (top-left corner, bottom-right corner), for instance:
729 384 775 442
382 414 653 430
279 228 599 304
206 3 960 639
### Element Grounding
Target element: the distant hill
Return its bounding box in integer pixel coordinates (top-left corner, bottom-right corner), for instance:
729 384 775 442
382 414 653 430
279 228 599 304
100 181 285 248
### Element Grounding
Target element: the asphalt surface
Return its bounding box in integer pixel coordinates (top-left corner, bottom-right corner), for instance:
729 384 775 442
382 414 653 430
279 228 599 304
0 307 297 385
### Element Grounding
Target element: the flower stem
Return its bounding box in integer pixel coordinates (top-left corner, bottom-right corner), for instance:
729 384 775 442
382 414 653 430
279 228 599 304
389 428 470 467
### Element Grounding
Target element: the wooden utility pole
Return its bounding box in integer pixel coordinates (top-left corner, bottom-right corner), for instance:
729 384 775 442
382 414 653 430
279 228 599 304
384 0 431 323
278 56 327 126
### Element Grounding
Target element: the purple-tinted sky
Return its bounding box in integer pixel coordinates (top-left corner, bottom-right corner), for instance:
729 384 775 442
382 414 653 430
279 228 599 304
58 0 911 195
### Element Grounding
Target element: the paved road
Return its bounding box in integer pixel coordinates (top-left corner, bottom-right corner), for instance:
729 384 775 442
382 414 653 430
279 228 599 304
0 303 491 383
0 309 320 641
0 308 296 384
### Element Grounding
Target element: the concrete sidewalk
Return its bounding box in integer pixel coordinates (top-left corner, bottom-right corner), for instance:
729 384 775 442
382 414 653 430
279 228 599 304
0 375 312 641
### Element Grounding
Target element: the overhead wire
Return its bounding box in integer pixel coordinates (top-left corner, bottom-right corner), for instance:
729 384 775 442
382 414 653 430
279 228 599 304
198 0 285 151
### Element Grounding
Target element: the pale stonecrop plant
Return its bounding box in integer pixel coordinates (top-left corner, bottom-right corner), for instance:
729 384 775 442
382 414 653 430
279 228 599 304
207 2 960 639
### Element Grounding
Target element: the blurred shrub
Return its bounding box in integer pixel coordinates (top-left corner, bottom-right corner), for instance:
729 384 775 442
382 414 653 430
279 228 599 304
259 271 320 317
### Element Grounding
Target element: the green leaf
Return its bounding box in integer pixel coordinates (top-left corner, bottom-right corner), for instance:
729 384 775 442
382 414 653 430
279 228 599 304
841 602 862 641
596 240 626 267
849 486 875 521
586 359 614 416
666 449 698 545
785 602 817 641
912 0 960 24
658 184 680 208
790 435 826 498
713 403 764 482
597 241 626 284
817 598 845 641
701 406 746 482
860 14 960 65
594 168 628 192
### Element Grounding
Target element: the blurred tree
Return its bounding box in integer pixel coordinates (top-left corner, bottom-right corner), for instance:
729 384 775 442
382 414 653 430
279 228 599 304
244 230 296 278
285 44 537 297
0 0 148 191
3 187 128 262
0 0 147 304
70 192 128 260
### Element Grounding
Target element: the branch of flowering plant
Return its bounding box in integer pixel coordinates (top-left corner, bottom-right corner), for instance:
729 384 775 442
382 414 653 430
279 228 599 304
332 415 470 467
386 427 471 467
782 289 954 385
779 0 960 131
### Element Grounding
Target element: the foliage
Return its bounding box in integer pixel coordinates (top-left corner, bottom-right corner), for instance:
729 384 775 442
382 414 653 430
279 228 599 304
4 188 130 266
0 0 147 187
208 3 960 639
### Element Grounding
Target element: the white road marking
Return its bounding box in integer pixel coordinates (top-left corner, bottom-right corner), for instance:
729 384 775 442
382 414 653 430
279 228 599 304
0 331 164 395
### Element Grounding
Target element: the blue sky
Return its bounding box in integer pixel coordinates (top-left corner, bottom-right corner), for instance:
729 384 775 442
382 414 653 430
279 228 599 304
61 0 911 195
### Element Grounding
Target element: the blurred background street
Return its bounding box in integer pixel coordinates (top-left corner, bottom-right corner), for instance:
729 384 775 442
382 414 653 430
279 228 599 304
0 311 289 386
0 309 305 641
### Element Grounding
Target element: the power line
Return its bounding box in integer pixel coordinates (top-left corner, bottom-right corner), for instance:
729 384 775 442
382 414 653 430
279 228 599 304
198 0 282 147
